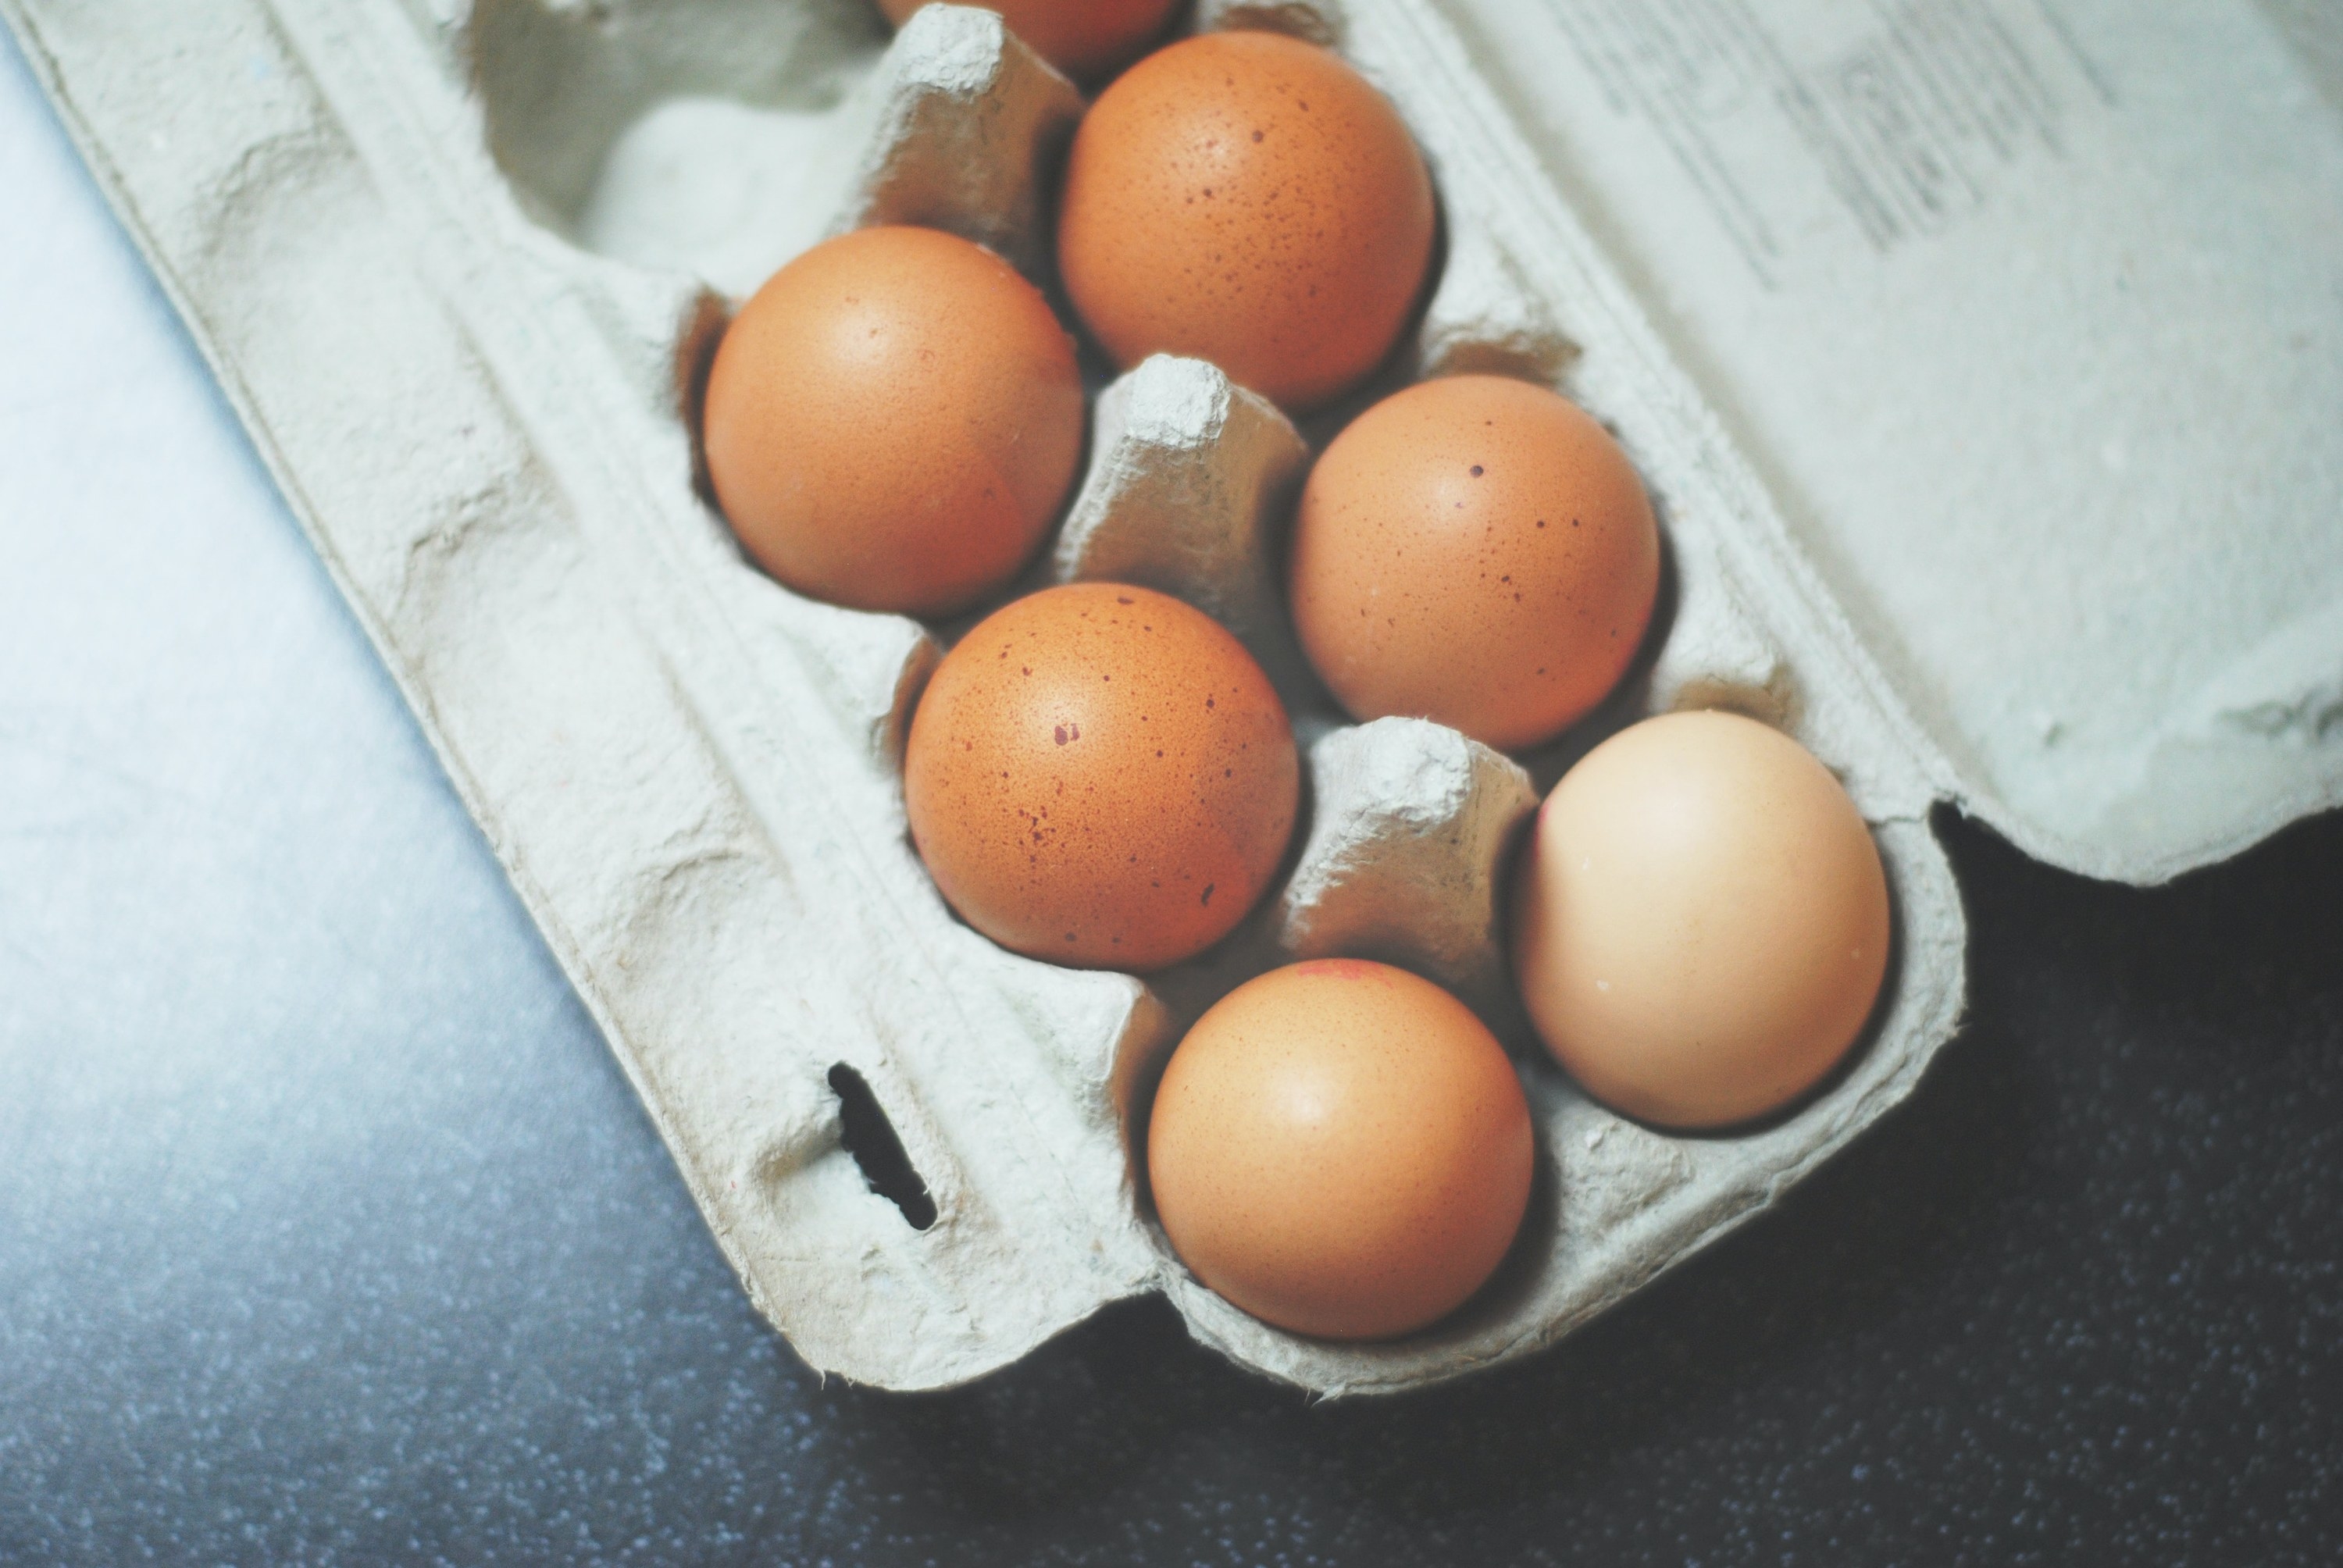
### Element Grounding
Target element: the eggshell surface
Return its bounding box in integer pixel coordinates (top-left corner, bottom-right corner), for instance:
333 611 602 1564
1512 711 1892 1131
904 583 1299 970
1147 959 1535 1342
877 0 1179 81
1055 30 1436 412
1290 375 1662 752
702 225 1084 618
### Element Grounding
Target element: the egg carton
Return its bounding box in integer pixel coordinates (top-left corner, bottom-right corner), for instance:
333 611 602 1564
5 0 1972 1394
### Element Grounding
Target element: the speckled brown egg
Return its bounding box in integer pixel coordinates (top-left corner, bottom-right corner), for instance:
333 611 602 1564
1148 959 1535 1341
1511 711 1892 1131
701 225 1084 619
904 583 1299 970
876 0 1179 81
1055 29 1436 412
1289 374 1662 753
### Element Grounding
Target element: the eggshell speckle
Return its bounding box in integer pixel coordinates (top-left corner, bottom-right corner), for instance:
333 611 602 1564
904 583 1299 970
877 0 1179 81
702 225 1085 618
1056 30 1436 412
1148 959 1535 1341
1511 711 1892 1131
1290 374 1662 752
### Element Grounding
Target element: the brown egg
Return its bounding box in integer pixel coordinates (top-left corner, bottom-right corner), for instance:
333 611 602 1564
1289 374 1662 753
1511 711 1892 1131
1056 30 1436 412
877 0 1179 81
1148 959 1535 1341
904 583 1298 970
701 225 1084 619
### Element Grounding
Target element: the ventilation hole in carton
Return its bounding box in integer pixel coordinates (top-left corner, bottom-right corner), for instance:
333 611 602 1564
827 1064 937 1230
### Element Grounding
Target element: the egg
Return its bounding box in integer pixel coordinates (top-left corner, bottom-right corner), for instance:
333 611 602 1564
1289 374 1662 753
1510 711 1892 1131
904 583 1299 970
1147 959 1535 1341
1055 29 1436 412
876 0 1179 81
701 225 1084 618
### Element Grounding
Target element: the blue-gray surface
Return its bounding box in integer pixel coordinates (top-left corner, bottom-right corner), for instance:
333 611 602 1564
4 27 2341 1567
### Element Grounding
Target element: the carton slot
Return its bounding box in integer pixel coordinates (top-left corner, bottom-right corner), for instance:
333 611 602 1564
827 1063 938 1231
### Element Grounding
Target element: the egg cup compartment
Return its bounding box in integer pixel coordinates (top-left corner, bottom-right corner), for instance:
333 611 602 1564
4 0 1967 1395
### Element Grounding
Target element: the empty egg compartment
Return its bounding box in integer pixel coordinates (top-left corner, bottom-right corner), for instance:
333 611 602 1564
468 0 1083 288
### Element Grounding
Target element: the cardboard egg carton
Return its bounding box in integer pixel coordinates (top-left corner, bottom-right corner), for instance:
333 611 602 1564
12 0 2338 1393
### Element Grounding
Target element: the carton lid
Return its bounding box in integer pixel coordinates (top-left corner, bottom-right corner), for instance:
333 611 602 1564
1445 0 2343 882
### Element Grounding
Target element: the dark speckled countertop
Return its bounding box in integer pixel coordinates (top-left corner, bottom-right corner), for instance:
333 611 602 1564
4 25 2339 1567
